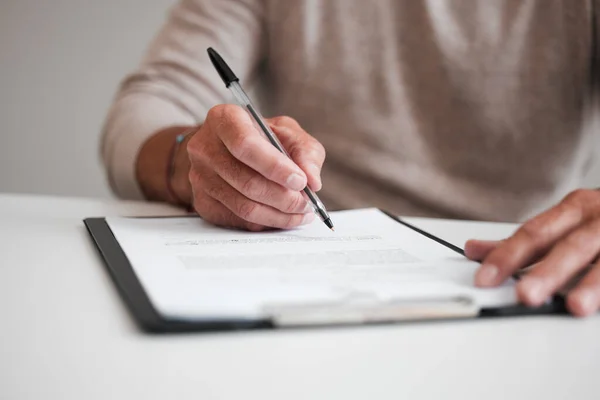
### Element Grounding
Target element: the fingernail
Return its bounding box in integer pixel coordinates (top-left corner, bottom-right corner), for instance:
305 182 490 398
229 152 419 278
286 173 306 191
463 241 477 259
464 240 498 261
520 277 546 306
301 212 315 225
475 264 498 287
310 164 322 190
575 289 596 315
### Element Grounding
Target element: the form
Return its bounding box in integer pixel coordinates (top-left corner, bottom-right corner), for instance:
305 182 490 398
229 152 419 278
106 209 516 320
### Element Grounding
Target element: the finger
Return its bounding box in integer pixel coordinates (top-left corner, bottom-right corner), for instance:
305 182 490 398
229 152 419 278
207 105 308 191
269 117 326 191
196 170 314 229
517 219 600 307
475 197 587 287
201 141 311 214
464 240 501 261
192 189 267 232
567 262 600 317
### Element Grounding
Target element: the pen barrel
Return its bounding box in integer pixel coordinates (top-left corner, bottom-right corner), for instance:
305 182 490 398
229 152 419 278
229 82 290 156
228 81 332 228
303 187 328 217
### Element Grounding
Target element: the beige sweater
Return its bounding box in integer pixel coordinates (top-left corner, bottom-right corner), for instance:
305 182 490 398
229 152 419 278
102 0 600 222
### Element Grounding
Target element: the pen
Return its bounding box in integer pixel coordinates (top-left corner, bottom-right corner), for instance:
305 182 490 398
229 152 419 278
207 47 335 231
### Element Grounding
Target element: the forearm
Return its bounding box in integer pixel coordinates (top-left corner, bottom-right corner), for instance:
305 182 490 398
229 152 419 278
135 126 196 207
101 0 265 199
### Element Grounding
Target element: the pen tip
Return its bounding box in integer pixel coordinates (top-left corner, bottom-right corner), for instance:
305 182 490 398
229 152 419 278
330 227 335 232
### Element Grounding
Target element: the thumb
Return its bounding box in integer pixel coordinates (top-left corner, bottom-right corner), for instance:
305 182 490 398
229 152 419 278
270 121 325 191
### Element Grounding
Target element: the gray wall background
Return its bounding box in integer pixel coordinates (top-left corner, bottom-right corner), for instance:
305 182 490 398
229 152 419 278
0 0 176 198
1 0 599 199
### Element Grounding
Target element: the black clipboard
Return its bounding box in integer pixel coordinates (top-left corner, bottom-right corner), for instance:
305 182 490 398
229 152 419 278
84 211 568 333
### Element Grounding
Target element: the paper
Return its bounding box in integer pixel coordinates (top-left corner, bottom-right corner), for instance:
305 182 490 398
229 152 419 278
106 208 516 320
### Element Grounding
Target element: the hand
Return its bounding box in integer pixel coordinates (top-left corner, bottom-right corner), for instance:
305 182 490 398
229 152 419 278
186 104 325 231
465 189 600 317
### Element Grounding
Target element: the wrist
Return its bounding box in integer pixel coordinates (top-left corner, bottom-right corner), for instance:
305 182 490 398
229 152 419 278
169 129 195 206
136 126 197 206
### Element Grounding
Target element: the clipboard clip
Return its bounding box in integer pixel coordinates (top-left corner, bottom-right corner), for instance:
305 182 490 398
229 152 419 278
263 296 479 327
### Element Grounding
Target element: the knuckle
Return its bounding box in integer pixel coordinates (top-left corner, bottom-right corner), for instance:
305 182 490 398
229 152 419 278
188 139 209 163
206 104 236 121
245 222 267 232
188 169 199 187
190 192 209 216
283 213 303 229
266 157 288 181
312 139 326 158
307 142 326 164
563 220 600 252
222 155 242 178
194 204 211 220
188 129 213 163
189 169 207 195
191 196 202 215
234 198 258 221
204 181 225 201
518 219 548 247
265 153 294 179
220 104 247 124
555 200 579 217
592 219 600 235
240 174 266 199
289 138 325 167
207 104 246 138
566 293 587 317
205 104 226 123
186 136 197 157
486 250 511 271
562 231 590 252
202 211 232 229
564 189 595 206
271 115 298 128
283 193 305 213
186 130 201 155
229 131 254 160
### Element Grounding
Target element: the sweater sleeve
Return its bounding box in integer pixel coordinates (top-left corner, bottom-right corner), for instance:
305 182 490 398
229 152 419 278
100 0 265 199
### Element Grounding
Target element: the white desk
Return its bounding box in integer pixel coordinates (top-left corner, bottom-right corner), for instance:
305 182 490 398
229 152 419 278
1 194 599 400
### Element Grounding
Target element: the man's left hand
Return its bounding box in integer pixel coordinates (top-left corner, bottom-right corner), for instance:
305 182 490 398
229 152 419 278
465 189 600 317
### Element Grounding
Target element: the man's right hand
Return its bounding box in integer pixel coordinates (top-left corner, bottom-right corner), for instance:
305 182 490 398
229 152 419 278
186 104 326 231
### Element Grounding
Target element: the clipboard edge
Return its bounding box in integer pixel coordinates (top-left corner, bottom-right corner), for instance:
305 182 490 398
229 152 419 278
380 211 569 318
84 211 570 333
83 217 272 333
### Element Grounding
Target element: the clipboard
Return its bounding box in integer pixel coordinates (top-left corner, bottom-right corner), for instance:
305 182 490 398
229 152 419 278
84 211 569 333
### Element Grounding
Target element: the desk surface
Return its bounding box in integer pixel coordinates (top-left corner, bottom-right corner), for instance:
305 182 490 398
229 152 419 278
1 193 599 400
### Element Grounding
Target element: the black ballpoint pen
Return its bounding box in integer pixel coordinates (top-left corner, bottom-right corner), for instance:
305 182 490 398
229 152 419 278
207 47 335 231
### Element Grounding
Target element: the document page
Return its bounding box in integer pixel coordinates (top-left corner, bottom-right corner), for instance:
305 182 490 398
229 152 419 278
106 208 516 320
